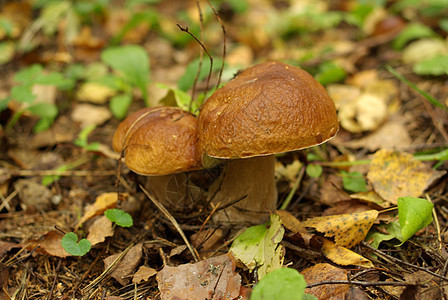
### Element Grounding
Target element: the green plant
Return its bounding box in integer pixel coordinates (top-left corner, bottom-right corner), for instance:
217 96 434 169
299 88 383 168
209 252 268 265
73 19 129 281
100 45 151 117
74 125 100 151
251 267 311 300
340 171 368 193
62 232 92 256
105 208 133 227
3 64 75 132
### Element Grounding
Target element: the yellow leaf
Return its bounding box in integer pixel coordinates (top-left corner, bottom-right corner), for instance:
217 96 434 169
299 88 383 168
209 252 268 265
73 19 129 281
275 210 307 234
301 210 379 248
367 150 436 204
322 239 374 268
77 192 126 228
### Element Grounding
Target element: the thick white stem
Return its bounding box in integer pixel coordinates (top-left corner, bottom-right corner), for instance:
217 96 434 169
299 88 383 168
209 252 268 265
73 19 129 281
209 156 277 224
147 173 195 210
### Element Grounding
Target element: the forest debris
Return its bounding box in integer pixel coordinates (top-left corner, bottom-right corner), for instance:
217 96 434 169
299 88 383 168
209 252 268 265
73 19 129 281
132 266 157 284
302 263 350 299
230 214 284 280
77 192 123 228
157 253 243 300
0 241 19 257
14 179 53 212
191 228 224 252
71 103 111 127
103 243 143 286
350 191 389 208
367 150 442 204
25 230 69 257
76 82 116 104
86 216 114 246
276 209 307 234
302 210 379 248
344 116 411 151
322 239 374 268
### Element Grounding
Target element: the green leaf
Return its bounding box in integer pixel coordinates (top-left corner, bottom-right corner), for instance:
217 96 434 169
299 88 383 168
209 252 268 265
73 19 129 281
61 232 91 256
393 23 436 50
105 209 133 227
101 45 150 104
306 164 322 178
74 124 100 151
413 55 448 76
11 85 35 103
398 196 433 243
34 72 75 89
27 103 58 118
251 268 307 300
315 61 346 85
157 83 194 112
367 221 403 248
109 94 132 119
230 214 284 280
178 57 223 92
33 117 55 133
340 171 367 193
13 64 43 84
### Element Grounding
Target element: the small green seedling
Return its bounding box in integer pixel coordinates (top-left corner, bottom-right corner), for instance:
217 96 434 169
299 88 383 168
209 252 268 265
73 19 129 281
251 267 311 300
105 209 133 227
62 232 91 257
101 44 150 110
340 171 368 193
5 64 74 132
74 124 100 151
305 164 323 179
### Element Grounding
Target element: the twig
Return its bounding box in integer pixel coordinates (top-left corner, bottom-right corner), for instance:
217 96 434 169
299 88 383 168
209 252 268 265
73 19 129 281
306 280 428 289
140 185 200 262
191 0 205 110
181 194 247 220
177 24 213 101
206 0 226 88
362 242 448 282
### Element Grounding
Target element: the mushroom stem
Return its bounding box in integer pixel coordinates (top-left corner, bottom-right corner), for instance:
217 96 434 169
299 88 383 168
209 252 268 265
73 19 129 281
147 173 194 210
208 156 277 224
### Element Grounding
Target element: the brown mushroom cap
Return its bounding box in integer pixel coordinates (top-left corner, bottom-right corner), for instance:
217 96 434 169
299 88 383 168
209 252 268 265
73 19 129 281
113 106 201 175
198 62 339 158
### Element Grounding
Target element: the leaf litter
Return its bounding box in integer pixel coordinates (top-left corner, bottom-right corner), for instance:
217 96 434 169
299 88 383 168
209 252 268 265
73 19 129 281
1 0 448 299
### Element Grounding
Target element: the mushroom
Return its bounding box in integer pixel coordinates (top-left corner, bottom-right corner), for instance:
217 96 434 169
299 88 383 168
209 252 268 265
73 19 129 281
198 62 339 223
113 106 201 209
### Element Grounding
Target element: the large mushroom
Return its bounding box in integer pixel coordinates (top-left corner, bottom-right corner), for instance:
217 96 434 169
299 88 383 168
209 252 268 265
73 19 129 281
198 62 339 223
113 106 201 209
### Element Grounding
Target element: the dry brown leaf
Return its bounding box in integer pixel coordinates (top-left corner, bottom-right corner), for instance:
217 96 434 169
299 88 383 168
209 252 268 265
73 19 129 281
77 192 124 228
132 266 157 284
103 243 143 286
157 253 244 300
191 228 224 252
322 201 378 216
275 210 307 234
25 230 69 258
367 150 441 204
169 245 187 258
86 216 114 246
322 239 374 268
0 241 19 257
302 263 350 299
302 210 379 248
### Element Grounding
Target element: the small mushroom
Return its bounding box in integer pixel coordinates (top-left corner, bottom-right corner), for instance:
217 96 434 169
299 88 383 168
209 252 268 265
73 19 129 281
198 62 339 223
113 106 201 209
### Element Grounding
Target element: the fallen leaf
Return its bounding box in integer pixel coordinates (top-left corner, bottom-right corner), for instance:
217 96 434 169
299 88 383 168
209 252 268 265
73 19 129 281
0 241 20 257
0 263 9 300
77 82 116 104
25 230 70 258
77 192 124 228
275 210 307 234
302 210 379 248
230 214 285 279
14 179 53 212
169 245 187 258
367 150 440 204
132 266 157 284
157 253 243 300
191 228 224 252
350 191 389 208
302 263 350 299
402 38 447 64
86 216 114 246
71 103 112 128
344 116 411 151
103 243 143 286
322 239 374 268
